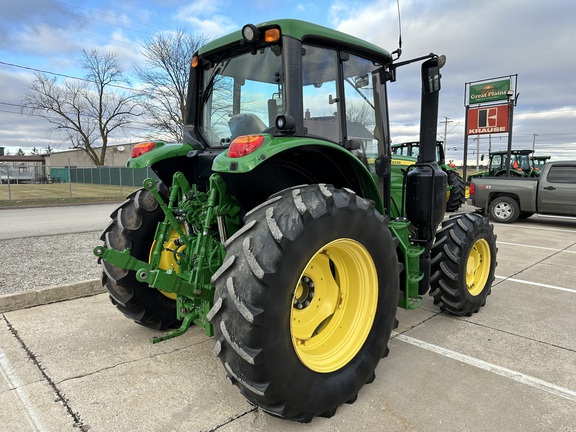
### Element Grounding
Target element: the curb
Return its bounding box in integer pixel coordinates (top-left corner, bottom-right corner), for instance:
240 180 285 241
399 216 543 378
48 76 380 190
0 279 105 313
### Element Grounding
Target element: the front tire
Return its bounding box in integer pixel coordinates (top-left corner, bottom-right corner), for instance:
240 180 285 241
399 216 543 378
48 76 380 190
445 170 465 212
208 185 399 422
430 213 497 316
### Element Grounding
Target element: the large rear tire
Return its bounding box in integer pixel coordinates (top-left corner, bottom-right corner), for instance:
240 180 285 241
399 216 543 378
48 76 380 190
99 185 179 330
208 185 399 422
445 170 465 212
430 213 497 316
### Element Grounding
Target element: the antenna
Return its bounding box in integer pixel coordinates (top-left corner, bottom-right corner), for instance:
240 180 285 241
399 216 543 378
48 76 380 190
392 0 403 60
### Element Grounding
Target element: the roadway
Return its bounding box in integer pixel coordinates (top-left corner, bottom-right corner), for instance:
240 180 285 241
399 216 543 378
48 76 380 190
1 207 575 431
0 203 118 240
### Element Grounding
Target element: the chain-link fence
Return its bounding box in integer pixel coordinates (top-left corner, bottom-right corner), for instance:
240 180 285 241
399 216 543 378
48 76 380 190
0 165 159 204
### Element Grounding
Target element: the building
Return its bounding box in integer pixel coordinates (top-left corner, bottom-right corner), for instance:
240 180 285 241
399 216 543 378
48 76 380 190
0 154 46 183
44 144 135 168
0 144 135 183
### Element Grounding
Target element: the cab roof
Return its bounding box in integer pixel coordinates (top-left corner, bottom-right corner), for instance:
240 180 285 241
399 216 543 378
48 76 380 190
198 19 393 63
490 149 533 156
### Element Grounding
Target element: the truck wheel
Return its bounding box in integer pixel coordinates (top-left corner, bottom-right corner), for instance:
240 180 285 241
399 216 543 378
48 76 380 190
99 185 179 330
430 213 497 316
489 196 520 223
209 184 399 422
446 170 465 212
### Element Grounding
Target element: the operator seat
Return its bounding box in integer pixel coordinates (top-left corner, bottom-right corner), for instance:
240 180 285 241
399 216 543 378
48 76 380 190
228 114 267 140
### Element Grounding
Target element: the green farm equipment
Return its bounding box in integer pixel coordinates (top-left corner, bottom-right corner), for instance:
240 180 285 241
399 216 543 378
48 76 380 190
94 19 497 422
391 141 465 211
530 154 551 175
467 149 536 180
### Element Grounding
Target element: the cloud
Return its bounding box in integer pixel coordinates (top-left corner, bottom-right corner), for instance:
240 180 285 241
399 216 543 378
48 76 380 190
173 15 236 38
173 0 237 36
328 0 576 157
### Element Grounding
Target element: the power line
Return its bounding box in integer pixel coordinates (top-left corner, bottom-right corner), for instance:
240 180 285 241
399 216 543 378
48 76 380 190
0 60 89 82
0 60 136 91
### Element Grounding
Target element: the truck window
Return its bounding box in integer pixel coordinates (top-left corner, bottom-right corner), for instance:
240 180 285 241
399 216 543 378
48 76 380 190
546 166 576 183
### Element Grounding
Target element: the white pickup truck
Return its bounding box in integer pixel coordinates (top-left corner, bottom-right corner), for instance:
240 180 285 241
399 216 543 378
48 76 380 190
468 160 576 223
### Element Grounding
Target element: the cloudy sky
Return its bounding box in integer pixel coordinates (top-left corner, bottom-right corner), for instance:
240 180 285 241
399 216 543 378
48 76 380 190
1 0 575 163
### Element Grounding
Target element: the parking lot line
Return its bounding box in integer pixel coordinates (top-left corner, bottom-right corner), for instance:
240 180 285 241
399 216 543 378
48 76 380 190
393 333 576 403
497 241 576 254
505 224 576 234
494 275 576 293
0 347 46 431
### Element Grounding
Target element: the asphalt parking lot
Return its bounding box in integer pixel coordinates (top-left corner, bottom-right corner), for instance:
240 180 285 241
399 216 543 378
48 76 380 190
1 213 575 432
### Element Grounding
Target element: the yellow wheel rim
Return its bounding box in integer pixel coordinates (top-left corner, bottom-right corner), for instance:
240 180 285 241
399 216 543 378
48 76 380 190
149 229 184 300
290 238 378 373
466 239 491 296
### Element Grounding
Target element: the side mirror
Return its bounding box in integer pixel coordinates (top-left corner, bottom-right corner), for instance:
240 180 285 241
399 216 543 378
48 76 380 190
422 55 446 95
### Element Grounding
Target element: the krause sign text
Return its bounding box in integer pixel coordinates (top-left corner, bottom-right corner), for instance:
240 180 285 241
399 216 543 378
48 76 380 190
469 79 510 104
468 104 509 135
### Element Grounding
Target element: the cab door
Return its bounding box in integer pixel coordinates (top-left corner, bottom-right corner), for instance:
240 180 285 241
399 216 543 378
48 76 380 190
537 163 576 215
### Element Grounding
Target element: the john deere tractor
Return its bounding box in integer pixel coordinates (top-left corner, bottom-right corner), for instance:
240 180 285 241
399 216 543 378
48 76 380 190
94 19 497 422
530 154 551 176
391 141 465 211
467 149 535 180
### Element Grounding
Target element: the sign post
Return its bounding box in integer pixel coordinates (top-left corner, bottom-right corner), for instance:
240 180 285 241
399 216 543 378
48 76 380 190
463 75 517 182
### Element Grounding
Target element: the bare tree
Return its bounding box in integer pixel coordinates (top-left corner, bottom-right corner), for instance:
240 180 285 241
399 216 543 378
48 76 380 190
135 30 208 142
21 49 140 165
346 100 376 132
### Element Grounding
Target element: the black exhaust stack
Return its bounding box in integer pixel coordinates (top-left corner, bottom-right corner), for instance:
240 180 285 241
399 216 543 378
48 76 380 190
405 55 447 294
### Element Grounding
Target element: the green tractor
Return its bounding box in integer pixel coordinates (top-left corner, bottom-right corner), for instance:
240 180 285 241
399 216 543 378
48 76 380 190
530 154 551 176
391 141 465 211
467 149 535 180
94 19 497 422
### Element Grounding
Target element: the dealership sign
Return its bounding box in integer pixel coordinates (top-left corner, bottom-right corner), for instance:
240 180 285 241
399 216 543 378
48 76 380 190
467 104 509 135
469 79 511 104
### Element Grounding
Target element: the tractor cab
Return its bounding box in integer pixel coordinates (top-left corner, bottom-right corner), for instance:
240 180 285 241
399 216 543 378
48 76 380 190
186 21 387 160
530 155 551 176
391 140 447 165
488 149 533 177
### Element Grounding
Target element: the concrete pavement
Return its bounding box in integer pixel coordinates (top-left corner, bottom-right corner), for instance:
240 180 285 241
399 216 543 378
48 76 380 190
1 216 575 431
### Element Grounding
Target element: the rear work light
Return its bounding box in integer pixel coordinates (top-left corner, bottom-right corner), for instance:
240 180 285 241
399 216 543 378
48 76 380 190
264 28 281 43
228 135 265 158
131 142 156 158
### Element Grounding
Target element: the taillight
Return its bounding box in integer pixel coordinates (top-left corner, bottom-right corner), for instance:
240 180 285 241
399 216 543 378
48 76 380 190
228 135 265 158
469 182 475 196
131 142 156 158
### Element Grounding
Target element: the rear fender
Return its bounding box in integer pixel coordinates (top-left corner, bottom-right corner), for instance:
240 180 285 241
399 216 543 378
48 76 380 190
212 135 384 214
126 141 198 169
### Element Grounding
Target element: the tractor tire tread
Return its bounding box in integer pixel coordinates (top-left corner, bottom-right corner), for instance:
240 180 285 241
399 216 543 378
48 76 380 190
430 213 497 316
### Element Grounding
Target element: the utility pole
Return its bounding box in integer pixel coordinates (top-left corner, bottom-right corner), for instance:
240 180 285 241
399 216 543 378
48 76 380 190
532 133 538 155
476 136 480 170
439 117 453 156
